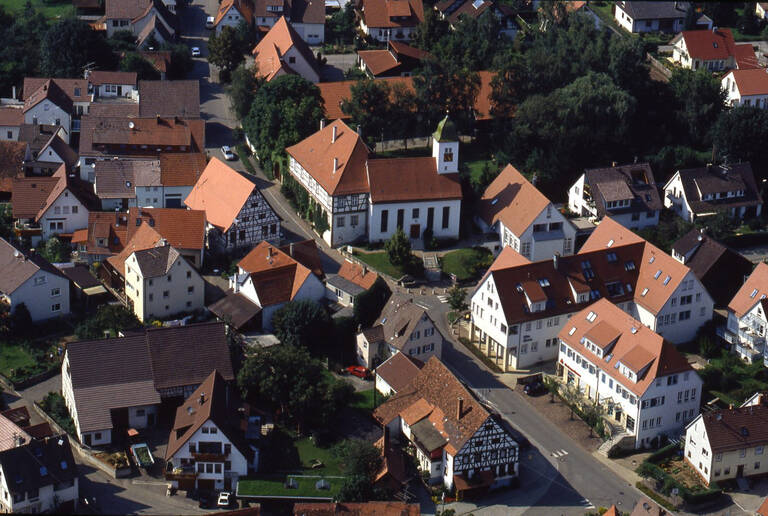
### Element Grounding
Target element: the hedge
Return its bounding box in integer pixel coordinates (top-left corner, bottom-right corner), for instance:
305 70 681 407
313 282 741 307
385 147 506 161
647 443 680 464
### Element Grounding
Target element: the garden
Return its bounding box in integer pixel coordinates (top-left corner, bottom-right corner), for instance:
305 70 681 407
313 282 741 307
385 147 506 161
441 247 493 283
699 351 768 407
38 392 76 437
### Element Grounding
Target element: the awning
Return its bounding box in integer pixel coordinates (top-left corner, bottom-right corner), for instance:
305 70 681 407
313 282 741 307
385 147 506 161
83 286 107 296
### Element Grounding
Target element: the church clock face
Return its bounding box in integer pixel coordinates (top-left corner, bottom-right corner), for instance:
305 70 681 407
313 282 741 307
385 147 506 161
444 149 454 162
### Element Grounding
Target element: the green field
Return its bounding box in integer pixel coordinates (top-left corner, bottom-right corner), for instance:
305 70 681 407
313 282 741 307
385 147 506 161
349 388 385 414
293 437 342 475
441 247 492 282
353 251 405 278
0 343 37 378
237 475 344 498
0 0 73 18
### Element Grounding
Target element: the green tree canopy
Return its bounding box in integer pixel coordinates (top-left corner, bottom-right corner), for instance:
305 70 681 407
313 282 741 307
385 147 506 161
108 30 138 52
207 25 249 80
229 63 261 120
162 43 194 80
413 60 480 134
385 228 412 267
120 53 161 80
41 17 115 77
668 69 725 147
713 106 768 179
39 237 69 264
341 79 392 141
333 439 383 502
353 277 392 328
271 300 333 349
0 2 48 97
242 75 324 172
74 304 141 339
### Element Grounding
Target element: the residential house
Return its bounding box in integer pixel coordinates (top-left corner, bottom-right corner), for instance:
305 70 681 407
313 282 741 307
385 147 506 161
317 72 495 123
628 497 669 516
213 0 254 33
159 153 207 207
22 77 94 136
165 370 253 491
567 162 662 231
721 262 768 364
613 1 688 34
251 17 321 83
671 228 754 308
217 241 325 331
0 141 27 201
0 106 23 141
286 117 462 247
123 242 205 322
139 50 173 79
479 164 577 260
23 131 78 176
671 28 758 72
61 322 235 445
374 356 519 493
71 211 130 264
87 71 139 100
0 436 79 513
557 298 702 448
758 2 768 19
102 0 177 44
359 0 424 42
0 237 70 321
326 259 379 307
11 164 99 242
18 124 68 169
356 294 444 369
253 0 325 44
292 502 420 515
722 68 768 108
470 217 715 371
21 81 73 144
137 80 201 118
684 392 768 485
184 157 280 252
663 162 763 222
374 352 422 397
434 0 517 37
357 41 430 78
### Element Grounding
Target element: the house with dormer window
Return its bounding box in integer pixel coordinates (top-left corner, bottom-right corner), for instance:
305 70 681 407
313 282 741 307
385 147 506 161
721 263 768 365
470 217 714 371
663 162 763 223
359 0 424 42
557 298 702 449
478 164 577 260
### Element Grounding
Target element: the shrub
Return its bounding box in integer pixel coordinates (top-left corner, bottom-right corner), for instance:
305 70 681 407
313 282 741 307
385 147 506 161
647 443 680 464
39 392 76 437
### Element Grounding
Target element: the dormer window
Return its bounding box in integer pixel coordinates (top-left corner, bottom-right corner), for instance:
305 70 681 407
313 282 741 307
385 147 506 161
443 149 453 162
538 278 550 287
625 261 636 271
606 252 617 263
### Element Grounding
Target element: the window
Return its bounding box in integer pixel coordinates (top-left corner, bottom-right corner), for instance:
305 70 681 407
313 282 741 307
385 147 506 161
288 56 296 64
136 409 145 416
206 463 213 473
758 446 764 455
197 463 204 473
51 288 60 297
215 463 222 473
224 444 231 455
740 449 747 458
679 310 691 321
72 205 78 214
163 291 169 298
51 303 61 312
337 216 345 227
442 206 450 229
412 208 419 219
380 210 388 232
186 271 191 279
188 286 194 294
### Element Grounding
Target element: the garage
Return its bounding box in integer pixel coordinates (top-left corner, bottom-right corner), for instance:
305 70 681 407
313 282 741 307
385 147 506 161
197 479 215 491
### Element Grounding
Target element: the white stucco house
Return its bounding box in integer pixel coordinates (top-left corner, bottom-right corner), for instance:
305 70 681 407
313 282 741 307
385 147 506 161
557 298 703 449
251 16 321 83
213 0 253 33
721 262 768 365
478 164 577 261
614 1 688 34
722 68 768 108
253 0 325 45
359 0 424 42
470 217 714 371
22 81 73 144
286 117 462 247
374 357 519 493
87 71 139 101
0 238 70 322
568 162 662 231
663 162 763 223
164 370 253 492
670 28 758 72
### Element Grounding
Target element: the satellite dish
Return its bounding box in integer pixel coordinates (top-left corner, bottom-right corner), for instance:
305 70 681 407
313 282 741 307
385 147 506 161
128 121 135 129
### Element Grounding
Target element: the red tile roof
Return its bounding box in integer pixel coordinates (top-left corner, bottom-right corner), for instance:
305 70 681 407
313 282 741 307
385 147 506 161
159 153 207 186
11 176 60 218
126 207 206 251
292 502 420 516
184 157 258 232
367 157 462 203
728 68 768 96
214 0 254 26
337 259 379 290
238 241 314 306
478 164 551 236
375 352 422 393
88 71 138 86
558 298 694 397
285 119 371 196
677 28 737 61
361 0 424 28
700 400 768 453
0 107 23 127
79 211 130 256
251 16 319 81
728 261 768 318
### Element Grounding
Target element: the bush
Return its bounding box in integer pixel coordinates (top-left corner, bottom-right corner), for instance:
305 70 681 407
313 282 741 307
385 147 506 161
39 392 76 437
647 443 680 464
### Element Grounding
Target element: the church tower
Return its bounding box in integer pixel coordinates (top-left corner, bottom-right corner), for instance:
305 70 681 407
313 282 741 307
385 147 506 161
432 114 459 174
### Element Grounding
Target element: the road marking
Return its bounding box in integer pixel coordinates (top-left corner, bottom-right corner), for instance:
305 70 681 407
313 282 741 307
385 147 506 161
551 449 569 458
582 499 595 509
437 295 449 303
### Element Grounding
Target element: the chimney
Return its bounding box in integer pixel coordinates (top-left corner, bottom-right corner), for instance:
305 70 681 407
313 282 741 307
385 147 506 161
333 157 338 174
156 114 161 124
199 392 205 405
553 252 559 270
320 119 326 130
267 247 273 260
457 397 464 420
332 125 337 143
11 86 16 100
289 242 295 257
611 161 617 167
357 124 362 136
362 265 368 276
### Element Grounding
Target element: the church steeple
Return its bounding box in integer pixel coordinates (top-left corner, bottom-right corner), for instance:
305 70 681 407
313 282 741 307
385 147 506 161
432 114 459 174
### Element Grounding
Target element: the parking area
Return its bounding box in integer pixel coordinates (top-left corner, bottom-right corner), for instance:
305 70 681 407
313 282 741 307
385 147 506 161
727 477 768 514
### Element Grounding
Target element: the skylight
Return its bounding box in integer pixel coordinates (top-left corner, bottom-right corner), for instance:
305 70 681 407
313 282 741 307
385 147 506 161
641 287 649 296
663 275 671 285
491 198 499 205
586 311 597 322
649 256 655 264
538 278 550 287
472 0 485 8
607 239 614 248
751 288 759 299
569 326 576 335
654 270 662 279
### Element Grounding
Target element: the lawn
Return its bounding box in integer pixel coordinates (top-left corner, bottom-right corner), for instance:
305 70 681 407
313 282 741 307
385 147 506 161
293 437 342 475
0 342 37 378
237 475 344 499
700 353 768 405
353 251 405 278
441 247 493 282
350 388 385 414
0 0 73 18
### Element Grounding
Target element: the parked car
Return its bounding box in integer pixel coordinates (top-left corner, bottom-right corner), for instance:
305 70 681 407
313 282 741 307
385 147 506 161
523 381 546 396
346 365 371 380
191 47 201 57
217 492 232 508
205 16 215 29
198 492 213 509
221 145 236 161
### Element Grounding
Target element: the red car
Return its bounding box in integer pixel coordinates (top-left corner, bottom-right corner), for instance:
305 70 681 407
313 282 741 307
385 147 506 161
346 366 371 380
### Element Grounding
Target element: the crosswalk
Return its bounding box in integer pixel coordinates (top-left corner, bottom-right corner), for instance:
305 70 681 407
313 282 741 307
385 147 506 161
437 295 449 303
580 498 595 510
551 449 569 458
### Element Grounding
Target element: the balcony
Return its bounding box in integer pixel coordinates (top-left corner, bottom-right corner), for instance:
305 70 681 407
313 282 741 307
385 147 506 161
165 465 196 481
735 344 763 364
13 220 42 238
191 452 226 462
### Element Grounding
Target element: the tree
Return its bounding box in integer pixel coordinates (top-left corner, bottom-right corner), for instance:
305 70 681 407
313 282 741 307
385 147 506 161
413 8 451 52
333 439 383 502
162 43 194 80
237 345 352 433
0 204 12 241
207 25 248 81
327 3 356 44
559 382 581 420
41 17 115 77
242 75 324 174
385 228 412 267
713 106 768 180
0 2 49 97
39 237 69 264
413 60 480 134
738 2 761 35
446 285 467 312
74 304 141 339
120 53 161 80
341 79 392 142
229 63 261 120
108 30 138 52
353 277 392 328
668 69 725 147
271 300 333 349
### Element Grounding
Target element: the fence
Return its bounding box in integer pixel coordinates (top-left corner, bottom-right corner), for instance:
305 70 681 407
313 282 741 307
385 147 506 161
647 53 672 81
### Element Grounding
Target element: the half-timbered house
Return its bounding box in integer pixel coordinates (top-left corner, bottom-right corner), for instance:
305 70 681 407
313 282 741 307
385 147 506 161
184 158 281 252
374 357 518 496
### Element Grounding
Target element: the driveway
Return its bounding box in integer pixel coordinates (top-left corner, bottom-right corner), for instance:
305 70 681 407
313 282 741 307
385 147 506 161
321 53 358 81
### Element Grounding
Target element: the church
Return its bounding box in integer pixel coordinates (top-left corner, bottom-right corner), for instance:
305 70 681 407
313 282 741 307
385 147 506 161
285 116 463 247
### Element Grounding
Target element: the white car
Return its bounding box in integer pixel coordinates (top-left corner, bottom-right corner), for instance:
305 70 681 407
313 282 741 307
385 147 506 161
191 47 201 57
221 146 236 161
205 16 215 29
217 492 231 507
